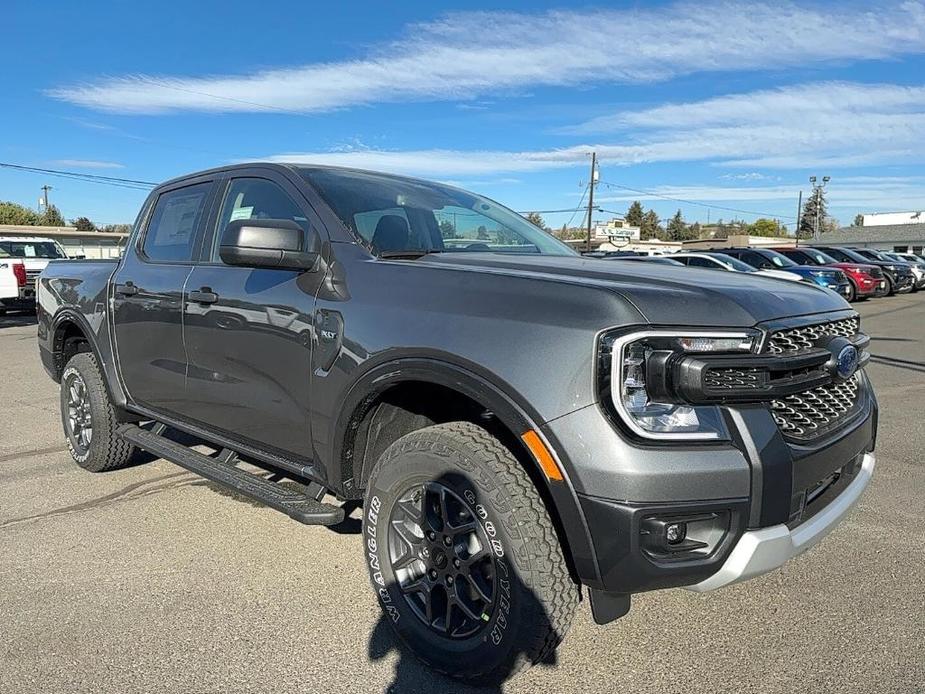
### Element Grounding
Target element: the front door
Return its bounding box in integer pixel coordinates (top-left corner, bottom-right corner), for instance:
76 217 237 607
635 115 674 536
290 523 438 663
181 173 325 459
111 179 214 413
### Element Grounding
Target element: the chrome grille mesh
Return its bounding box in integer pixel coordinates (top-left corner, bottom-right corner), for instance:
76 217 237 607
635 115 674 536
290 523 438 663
771 375 861 439
766 317 860 355
704 367 763 390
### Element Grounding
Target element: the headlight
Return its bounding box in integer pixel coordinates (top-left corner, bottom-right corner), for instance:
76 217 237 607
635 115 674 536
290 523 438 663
604 330 756 441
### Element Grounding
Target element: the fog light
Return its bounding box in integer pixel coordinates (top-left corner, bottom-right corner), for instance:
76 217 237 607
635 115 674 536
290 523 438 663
666 523 686 545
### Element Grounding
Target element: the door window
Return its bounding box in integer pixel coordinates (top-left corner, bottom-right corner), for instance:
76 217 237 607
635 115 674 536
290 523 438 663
684 256 718 268
142 183 211 262
213 178 309 261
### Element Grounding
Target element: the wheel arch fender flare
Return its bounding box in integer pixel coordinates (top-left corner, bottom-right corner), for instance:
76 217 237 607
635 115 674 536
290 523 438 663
333 355 602 587
50 308 128 408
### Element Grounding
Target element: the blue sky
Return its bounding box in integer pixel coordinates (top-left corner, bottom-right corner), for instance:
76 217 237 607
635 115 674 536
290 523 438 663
4 0 925 229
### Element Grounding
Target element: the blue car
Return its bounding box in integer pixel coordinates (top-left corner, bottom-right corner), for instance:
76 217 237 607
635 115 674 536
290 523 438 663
713 247 853 299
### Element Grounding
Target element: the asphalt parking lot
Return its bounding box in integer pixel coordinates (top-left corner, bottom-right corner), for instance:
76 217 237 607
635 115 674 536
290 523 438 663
1 297 923 694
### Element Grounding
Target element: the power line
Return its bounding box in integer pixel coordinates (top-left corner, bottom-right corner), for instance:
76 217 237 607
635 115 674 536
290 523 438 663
598 180 797 221
565 183 591 229
0 162 157 190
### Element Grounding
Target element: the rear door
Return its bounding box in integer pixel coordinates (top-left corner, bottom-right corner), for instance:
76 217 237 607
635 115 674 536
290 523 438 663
111 177 216 414
179 169 326 458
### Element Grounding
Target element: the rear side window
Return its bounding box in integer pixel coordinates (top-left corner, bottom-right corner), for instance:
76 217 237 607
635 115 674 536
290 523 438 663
142 183 211 262
684 256 717 268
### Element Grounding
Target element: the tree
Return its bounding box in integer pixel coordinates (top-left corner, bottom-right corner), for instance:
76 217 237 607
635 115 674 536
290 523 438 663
689 221 702 239
100 223 132 234
476 225 490 240
438 219 457 239
72 216 96 231
852 213 864 227
38 204 65 227
524 212 547 230
0 201 39 225
750 218 782 237
666 209 687 241
625 200 644 228
799 188 829 239
640 210 663 240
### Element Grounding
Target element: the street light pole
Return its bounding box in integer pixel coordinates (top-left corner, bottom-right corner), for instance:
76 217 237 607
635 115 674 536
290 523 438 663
809 175 830 242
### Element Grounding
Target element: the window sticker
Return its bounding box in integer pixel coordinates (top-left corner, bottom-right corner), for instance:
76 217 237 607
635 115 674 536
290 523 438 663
229 206 254 221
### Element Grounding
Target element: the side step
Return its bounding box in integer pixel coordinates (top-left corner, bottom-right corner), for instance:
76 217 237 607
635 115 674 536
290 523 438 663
118 424 345 526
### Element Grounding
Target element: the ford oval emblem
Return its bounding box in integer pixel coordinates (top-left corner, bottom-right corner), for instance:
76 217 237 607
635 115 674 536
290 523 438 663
835 344 860 380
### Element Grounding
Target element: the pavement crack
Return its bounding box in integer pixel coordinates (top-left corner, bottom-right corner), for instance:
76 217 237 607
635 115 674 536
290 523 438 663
0 470 195 530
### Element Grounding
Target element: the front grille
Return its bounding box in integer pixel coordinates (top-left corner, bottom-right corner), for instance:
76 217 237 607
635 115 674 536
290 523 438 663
704 367 763 390
771 374 862 439
765 316 860 355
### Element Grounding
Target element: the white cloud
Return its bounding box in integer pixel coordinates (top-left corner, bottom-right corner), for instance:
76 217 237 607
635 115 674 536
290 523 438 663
47 2 925 114
259 81 925 174
49 159 124 169
594 178 925 212
720 172 780 181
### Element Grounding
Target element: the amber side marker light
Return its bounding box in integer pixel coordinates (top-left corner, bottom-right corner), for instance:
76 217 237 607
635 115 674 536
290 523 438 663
521 430 564 482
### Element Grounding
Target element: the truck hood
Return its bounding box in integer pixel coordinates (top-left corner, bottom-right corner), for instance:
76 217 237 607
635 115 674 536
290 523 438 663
422 253 851 326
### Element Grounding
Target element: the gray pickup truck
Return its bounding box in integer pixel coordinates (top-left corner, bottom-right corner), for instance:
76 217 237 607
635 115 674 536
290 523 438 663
37 164 877 684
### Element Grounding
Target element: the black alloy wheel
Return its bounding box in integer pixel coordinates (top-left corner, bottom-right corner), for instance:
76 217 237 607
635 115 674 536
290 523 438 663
388 481 497 639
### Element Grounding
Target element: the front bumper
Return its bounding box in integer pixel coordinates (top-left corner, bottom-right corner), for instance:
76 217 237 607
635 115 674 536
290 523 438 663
687 452 875 591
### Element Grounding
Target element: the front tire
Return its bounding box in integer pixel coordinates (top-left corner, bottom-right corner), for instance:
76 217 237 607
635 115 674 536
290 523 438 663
363 422 577 685
60 352 135 472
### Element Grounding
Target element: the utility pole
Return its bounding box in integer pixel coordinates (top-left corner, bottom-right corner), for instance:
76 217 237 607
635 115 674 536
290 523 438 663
794 190 802 247
585 151 597 253
40 185 52 209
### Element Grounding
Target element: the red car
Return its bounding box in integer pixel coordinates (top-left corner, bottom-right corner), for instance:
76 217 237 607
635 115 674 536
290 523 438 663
772 247 886 301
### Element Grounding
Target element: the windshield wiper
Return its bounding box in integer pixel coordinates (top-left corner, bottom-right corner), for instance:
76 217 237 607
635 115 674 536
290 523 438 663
377 250 442 260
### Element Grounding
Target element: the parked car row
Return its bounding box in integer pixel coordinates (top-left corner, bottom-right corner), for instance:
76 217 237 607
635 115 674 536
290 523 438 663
590 245 925 303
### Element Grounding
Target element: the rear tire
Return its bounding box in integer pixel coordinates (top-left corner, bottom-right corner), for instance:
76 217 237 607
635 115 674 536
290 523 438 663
363 421 577 685
60 352 135 472
845 282 857 303
883 276 894 296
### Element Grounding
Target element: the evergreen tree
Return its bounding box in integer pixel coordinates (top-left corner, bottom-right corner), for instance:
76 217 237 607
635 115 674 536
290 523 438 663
0 201 39 225
71 216 96 231
852 213 864 227
39 204 65 227
524 212 547 230
799 188 829 239
625 200 644 228
666 209 688 241
640 210 662 240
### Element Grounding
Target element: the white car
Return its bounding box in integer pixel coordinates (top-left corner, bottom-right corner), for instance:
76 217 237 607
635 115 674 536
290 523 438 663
672 252 804 281
0 237 70 297
0 248 29 314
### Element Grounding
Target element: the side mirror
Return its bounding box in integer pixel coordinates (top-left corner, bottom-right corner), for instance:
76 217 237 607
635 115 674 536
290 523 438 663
219 218 320 270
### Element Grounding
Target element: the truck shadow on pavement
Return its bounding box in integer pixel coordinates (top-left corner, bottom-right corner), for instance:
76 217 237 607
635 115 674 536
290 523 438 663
0 310 38 329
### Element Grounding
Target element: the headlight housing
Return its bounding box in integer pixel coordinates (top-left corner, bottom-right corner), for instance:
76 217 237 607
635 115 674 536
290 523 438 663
602 330 757 441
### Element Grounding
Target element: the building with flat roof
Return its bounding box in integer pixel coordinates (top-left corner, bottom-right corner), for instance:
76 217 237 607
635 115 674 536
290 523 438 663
810 224 925 255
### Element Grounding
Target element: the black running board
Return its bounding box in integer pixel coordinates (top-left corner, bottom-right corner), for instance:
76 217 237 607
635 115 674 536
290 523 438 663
118 424 345 526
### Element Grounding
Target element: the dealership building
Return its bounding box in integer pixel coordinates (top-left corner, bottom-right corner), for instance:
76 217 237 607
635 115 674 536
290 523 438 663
812 223 925 255
0 224 128 259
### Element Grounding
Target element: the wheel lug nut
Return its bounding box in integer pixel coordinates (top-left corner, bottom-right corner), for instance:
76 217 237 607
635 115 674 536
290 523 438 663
453 558 461 568
443 536 452 547
427 531 436 541
429 570 438 580
446 576 454 585
421 547 430 558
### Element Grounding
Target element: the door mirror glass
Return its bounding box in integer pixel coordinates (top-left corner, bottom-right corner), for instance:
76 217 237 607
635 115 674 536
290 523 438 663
219 218 320 270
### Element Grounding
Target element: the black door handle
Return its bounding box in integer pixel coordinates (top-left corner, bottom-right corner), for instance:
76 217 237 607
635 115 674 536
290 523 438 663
115 282 139 296
188 288 219 304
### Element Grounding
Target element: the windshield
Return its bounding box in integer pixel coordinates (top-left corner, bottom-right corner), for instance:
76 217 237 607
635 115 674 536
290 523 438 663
0 240 66 259
761 250 799 268
714 255 758 272
806 249 837 265
298 168 576 257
